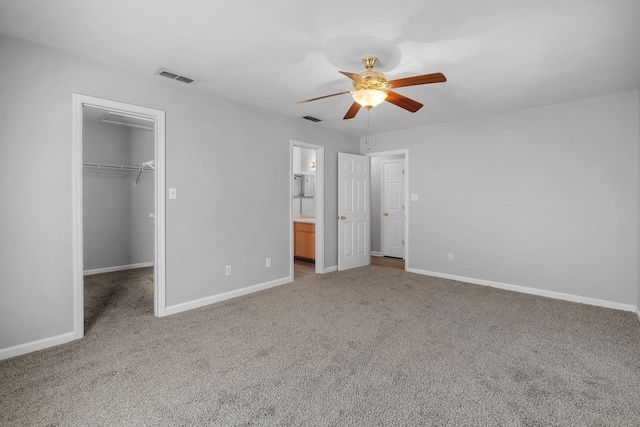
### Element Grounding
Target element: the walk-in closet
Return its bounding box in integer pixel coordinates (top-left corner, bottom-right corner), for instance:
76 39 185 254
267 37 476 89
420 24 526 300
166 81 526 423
82 106 155 328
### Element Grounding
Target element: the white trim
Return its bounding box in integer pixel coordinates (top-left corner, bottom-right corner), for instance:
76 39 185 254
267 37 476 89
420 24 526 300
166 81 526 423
366 149 409 271
323 265 338 273
155 109 167 317
165 276 292 316
83 262 154 276
0 332 76 361
72 96 84 339
408 268 638 312
289 144 294 280
371 251 382 257
635 306 640 323
315 148 325 273
72 94 168 348
290 140 325 275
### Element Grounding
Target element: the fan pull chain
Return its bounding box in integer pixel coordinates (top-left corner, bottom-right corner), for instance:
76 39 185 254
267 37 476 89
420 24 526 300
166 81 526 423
365 109 370 150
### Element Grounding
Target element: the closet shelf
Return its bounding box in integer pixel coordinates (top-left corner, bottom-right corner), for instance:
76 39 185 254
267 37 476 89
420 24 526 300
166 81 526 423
83 160 154 184
83 161 154 171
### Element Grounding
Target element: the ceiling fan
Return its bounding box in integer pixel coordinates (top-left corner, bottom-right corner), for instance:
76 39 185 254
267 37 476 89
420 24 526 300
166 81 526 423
297 56 446 120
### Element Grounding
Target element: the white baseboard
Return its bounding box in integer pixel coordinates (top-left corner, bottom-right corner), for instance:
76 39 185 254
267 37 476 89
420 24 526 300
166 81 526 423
407 268 638 313
84 262 154 276
323 265 338 273
165 276 292 316
371 251 382 257
635 306 640 323
0 331 76 361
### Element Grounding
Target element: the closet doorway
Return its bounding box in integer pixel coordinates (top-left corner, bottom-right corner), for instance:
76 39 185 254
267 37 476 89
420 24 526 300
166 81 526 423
72 95 166 341
367 149 409 270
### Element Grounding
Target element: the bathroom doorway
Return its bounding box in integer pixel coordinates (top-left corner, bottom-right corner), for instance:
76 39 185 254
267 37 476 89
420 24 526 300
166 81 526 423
290 140 324 279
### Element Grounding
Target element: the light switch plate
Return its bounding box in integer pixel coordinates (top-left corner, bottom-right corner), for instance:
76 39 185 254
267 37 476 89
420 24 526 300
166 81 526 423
169 188 177 199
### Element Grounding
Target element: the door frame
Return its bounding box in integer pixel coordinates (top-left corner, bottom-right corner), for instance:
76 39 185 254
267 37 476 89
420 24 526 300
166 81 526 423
366 149 409 270
72 94 167 340
290 140 325 276
380 158 406 259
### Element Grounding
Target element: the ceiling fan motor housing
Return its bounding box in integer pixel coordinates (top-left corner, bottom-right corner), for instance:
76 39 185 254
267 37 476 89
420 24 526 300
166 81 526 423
353 57 392 91
353 71 390 91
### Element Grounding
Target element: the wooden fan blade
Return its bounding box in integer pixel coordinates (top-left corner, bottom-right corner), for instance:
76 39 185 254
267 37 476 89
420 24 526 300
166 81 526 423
385 91 423 113
339 71 364 83
343 102 361 120
388 72 446 88
297 91 351 104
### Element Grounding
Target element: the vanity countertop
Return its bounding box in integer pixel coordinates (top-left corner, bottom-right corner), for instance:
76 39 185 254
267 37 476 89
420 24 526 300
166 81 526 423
293 214 316 224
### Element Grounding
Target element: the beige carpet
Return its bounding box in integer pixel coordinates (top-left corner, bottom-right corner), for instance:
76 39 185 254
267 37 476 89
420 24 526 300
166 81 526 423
1 265 640 426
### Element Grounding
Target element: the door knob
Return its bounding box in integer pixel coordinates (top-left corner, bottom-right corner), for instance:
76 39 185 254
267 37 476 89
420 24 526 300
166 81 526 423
339 216 346 220
383 212 389 216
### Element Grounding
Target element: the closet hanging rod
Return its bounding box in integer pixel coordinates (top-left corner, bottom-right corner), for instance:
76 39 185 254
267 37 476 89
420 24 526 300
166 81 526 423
83 162 153 171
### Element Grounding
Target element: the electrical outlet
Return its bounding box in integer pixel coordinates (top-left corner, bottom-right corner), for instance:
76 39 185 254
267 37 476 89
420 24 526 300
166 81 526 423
266 258 271 268
448 253 454 261
225 265 231 276
411 194 418 202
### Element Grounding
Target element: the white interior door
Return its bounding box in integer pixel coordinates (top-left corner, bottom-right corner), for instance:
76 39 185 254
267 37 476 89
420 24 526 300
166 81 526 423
383 160 405 258
338 152 370 271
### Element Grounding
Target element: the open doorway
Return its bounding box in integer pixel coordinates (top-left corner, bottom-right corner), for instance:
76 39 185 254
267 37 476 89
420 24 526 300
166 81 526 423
81 105 155 330
290 140 324 280
72 95 166 341
367 150 409 271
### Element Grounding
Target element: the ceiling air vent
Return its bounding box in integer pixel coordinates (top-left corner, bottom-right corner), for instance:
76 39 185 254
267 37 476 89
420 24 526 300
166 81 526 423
156 69 197 84
302 115 322 123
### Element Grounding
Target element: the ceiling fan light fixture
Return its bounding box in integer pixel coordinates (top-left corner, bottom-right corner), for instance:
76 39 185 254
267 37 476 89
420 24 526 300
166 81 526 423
352 89 388 109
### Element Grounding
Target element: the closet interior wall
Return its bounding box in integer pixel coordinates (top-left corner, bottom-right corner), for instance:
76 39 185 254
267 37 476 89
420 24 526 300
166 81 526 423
82 108 154 273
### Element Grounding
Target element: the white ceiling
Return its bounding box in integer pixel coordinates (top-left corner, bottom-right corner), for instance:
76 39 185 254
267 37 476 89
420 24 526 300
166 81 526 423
1 0 639 136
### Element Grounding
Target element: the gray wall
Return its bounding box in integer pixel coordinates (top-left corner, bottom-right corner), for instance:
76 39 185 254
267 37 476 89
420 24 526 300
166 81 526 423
129 128 155 265
364 90 639 305
0 34 359 351
82 119 154 271
300 147 316 174
293 147 316 215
